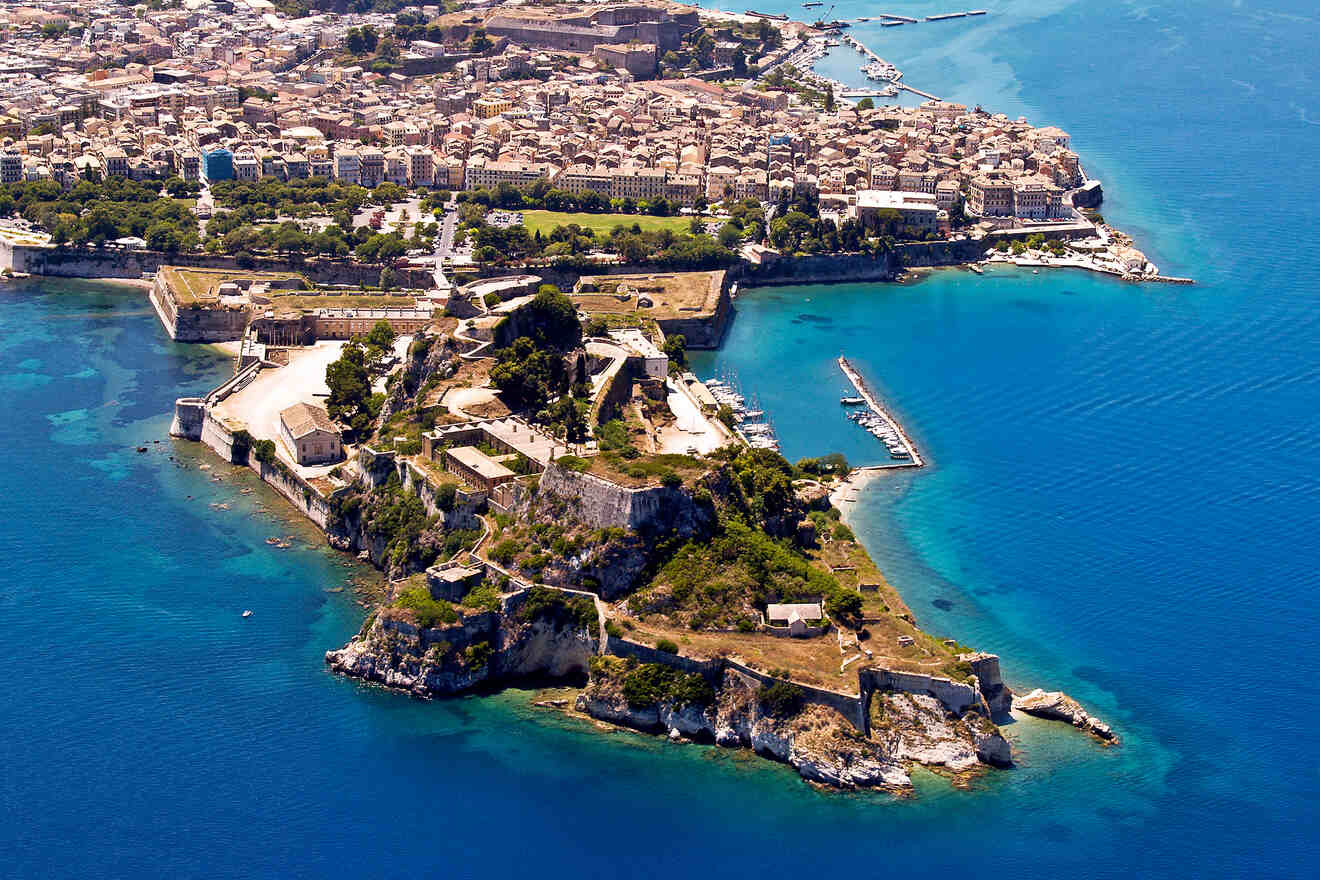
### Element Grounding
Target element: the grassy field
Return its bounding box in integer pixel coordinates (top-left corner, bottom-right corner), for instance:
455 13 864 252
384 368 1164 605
160 266 304 304
520 210 695 237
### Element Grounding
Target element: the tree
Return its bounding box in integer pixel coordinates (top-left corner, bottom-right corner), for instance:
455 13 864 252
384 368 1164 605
325 341 373 437
662 334 687 372
366 319 396 352
469 28 492 53
694 32 715 69
346 27 366 55
526 285 582 350
378 267 397 291
732 48 747 77
145 222 182 253
824 85 836 113
855 97 874 111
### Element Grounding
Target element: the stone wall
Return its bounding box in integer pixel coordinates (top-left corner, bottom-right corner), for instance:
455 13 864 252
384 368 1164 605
5 243 434 288
859 667 986 718
603 633 724 681
654 271 732 350
536 461 709 536
399 459 485 528
600 633 869 733
169 397 205 441
250 455 334 530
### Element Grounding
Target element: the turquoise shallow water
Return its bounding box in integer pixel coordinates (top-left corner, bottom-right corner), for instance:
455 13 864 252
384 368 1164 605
4 0 1320 876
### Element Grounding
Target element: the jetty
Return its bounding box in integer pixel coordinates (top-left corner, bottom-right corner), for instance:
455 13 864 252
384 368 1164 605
838 356 924 468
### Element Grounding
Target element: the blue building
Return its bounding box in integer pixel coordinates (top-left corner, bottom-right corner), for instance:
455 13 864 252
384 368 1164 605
201 148 233 183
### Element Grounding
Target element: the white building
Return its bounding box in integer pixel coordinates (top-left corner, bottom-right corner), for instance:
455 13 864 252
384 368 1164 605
279 402 342 466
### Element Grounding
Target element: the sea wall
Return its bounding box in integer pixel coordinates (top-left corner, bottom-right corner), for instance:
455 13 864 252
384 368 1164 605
170 397 205 441
5 243 434 288
250 455 335 530
601 631 870 733
733 252 897 287
655 270 731 350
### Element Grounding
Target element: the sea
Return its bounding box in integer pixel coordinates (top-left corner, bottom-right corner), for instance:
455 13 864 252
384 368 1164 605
2 0 1317 876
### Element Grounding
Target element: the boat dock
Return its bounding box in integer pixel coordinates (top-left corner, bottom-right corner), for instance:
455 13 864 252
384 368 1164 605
898 83 942 100
705 371 780 452
838 356 924 468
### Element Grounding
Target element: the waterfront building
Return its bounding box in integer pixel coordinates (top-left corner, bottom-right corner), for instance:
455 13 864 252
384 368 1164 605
278 402 342 466
968 175 1015 217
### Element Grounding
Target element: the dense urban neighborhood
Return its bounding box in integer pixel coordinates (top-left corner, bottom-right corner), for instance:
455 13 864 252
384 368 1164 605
0 0 1158 282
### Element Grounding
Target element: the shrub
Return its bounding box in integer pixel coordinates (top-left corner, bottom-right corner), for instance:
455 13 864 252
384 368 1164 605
252 438 278 464
489 538 519 565
393 587 458 629
464 641 493 670
461 580 501 612
659 471 682 488
518 586 598 631
758 680 805 718
621 662 714 709
655 638 679 654
435 482 457 512
555 455 590 472
832 522 855 542
825 586 863 622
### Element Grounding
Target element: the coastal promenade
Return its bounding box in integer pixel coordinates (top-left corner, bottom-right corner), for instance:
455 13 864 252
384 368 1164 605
838 356 924 469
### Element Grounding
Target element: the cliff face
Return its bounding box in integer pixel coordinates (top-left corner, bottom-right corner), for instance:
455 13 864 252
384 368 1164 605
576 664 1010 792
325 595 597 697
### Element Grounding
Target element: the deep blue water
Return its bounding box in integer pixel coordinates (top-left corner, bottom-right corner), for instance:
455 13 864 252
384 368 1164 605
3 0 1319 876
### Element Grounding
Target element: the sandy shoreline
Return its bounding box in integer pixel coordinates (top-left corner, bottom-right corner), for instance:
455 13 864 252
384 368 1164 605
828 467 882 528
90 276 155 290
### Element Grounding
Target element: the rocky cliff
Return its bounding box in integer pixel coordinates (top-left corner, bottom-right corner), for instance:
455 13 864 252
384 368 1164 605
576 659 1012 791
326 590 597 697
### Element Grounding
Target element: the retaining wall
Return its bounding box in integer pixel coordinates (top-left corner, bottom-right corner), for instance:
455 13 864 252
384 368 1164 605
536 461 709 536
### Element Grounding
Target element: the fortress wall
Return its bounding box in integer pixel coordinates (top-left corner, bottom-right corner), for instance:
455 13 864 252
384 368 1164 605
859 667 986 718
399 459 485 529
250 455 333 530
603 633 724 681
536 462 704 534
722 658 869 734
169 397 205 441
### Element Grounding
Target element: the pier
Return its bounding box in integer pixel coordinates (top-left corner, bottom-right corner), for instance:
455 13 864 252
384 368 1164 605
838 356 924 468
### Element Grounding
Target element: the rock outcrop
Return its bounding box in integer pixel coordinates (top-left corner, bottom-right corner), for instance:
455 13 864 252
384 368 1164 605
326 592 596 697
1013 688 1118 743
577 663 1009 791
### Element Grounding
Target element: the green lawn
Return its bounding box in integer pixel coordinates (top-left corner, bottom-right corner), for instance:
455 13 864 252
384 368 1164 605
520 210 696 237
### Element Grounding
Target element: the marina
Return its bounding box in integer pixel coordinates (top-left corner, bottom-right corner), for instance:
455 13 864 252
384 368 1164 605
837 356 924 468
703 372 781 452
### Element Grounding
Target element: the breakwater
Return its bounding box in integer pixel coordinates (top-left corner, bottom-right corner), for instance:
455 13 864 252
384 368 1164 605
838 356 924 468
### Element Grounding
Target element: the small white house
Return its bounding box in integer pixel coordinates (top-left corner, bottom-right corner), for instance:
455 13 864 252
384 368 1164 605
766 602 825 637
279 402 342 466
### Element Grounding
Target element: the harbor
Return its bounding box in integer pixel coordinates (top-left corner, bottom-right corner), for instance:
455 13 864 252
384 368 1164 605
837 356 924 468
703 372 781 452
